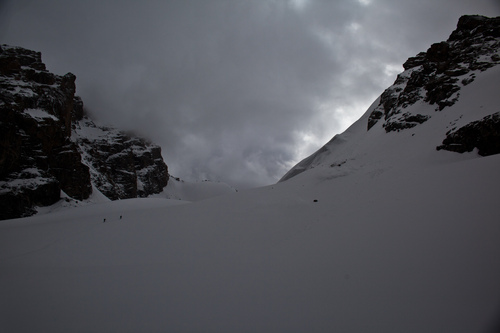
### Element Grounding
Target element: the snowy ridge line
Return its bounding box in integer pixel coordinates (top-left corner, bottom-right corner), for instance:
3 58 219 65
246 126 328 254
282 15 500 182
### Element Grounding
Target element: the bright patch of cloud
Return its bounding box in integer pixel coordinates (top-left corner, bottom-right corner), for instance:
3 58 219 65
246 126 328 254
384 63 403 78
357 0 372 5
347 22 362 33
289 0 310 11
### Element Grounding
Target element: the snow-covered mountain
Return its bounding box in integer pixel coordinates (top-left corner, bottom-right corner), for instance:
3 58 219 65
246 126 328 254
281 14 500 182
0 15 499 333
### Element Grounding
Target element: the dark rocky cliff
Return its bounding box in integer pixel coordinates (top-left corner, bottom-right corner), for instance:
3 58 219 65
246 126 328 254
365 15 500 154
72 114 169 201
367 15 500 137
0 45 169 220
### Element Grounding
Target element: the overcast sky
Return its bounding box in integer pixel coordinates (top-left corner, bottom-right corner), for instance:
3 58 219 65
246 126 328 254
1 0 499 188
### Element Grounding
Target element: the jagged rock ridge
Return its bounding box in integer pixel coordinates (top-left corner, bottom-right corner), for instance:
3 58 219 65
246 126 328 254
281 15 500 183
367 15 500 134
0 45 92 219
72 114 169 200
0 44 169 220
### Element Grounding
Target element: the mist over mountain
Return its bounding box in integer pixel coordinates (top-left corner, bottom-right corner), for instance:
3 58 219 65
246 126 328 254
1 15 500 333
0 45 170 219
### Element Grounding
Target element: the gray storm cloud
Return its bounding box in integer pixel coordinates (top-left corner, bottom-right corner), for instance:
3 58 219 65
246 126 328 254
1 0 499 188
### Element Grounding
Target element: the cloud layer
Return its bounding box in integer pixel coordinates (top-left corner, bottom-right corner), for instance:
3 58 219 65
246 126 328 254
2 0 499 188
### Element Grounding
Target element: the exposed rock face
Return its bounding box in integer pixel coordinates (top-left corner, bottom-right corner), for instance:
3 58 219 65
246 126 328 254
72 116 169 200
0 45 91 219
367 15 500 132
0 45 169 220
437 112 500 156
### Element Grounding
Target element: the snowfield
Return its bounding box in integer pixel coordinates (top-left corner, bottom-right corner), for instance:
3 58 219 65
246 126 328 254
151 176 237 201
1 59 500 333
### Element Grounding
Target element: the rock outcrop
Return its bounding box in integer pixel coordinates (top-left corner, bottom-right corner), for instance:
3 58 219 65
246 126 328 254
0 45 169 220
367 15 500 132
437 112 500 156
0 45 92 219
72 115 169 200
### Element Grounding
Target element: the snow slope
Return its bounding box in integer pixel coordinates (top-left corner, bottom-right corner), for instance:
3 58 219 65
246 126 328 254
151 176 237 201
1 63 499 332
